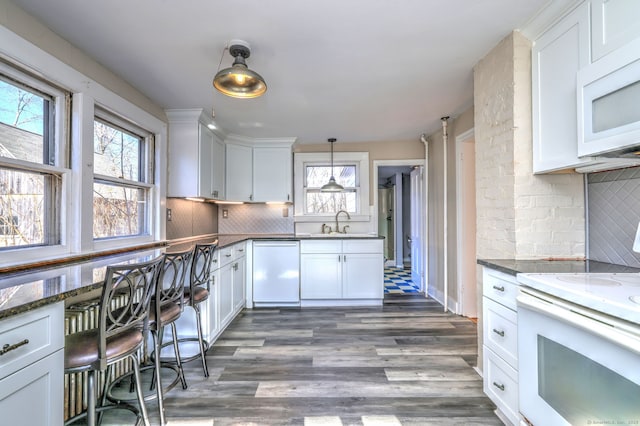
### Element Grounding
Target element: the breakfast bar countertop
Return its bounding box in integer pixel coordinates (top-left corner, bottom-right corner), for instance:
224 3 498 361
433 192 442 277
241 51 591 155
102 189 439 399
0 233 383 319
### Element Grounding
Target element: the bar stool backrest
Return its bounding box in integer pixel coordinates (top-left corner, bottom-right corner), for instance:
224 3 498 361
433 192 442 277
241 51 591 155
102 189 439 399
188 243 217 303
154 249 194 320
96 257 163 370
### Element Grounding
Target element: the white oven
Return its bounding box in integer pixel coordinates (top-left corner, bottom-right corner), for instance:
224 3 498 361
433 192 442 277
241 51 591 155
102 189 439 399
517 275 640 426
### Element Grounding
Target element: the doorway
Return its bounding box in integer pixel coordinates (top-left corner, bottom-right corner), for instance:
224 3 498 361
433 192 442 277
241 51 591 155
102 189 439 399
373 160 426 296
455 129 477 317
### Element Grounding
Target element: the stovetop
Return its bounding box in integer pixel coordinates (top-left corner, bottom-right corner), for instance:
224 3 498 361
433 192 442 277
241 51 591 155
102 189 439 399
517 273 640 325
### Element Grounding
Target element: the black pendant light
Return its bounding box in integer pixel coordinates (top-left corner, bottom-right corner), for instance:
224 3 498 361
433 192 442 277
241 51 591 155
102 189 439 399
213 40 267 99
321 138 344 192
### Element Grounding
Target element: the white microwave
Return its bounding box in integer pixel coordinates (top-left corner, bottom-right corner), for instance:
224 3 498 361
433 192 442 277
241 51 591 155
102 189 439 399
578 37 640 158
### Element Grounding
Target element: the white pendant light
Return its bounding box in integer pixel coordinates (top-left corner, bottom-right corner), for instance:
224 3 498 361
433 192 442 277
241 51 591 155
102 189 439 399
321 138 344 192
213 40 267 99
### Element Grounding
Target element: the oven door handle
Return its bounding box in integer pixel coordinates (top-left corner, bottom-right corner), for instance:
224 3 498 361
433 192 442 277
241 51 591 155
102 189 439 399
517 291 640 355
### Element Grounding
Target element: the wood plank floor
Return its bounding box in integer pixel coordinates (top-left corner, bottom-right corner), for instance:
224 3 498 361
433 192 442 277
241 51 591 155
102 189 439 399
108 295 501 425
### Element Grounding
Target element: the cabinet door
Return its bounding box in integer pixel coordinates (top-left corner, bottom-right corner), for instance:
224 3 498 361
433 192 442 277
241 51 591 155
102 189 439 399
0 349 63 426
232 255 246 311
591 0 640 61
532 2 591 173
198 123 214 198
342 253 384 299
211 133 225 199
253 147 292 202
226 144 253 201
218 262 234 327
207 269 220 341
300 254 342 299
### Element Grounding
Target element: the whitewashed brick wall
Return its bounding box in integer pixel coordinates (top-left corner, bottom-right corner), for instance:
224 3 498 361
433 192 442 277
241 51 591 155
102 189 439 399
474 31 585 261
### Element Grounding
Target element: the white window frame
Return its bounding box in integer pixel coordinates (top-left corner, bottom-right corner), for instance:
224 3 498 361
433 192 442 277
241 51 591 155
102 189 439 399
92 108 155 241
0 26 167 268
0 60 71 263
294 151 369 221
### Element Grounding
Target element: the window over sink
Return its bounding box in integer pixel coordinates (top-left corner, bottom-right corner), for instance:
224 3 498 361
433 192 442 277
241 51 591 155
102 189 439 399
294 152 369 219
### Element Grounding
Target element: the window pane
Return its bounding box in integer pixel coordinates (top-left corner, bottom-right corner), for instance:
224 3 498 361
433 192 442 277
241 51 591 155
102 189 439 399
93 182 147 239
94 120 141 181
306 191 357 214
0 167 59 248
306 165 356 187
0 78 53 165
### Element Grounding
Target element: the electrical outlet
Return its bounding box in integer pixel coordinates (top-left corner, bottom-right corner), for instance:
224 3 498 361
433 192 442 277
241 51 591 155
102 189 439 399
282 207 288 217
166 208 172 221
222 209 229 219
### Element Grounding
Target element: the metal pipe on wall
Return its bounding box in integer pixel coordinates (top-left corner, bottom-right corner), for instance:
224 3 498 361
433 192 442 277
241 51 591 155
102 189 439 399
441 116 449 313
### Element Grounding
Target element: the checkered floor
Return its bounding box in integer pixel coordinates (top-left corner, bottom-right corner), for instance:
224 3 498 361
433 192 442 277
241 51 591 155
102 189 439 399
384 266 421 294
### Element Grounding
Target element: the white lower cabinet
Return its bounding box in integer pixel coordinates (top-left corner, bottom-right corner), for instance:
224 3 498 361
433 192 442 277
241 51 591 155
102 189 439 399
0 302 64 426
208 242 247 342
300 239 383 306
482 267 519 426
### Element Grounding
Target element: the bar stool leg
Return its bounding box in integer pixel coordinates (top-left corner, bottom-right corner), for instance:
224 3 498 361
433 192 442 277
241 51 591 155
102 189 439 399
87 370 97 426
193 304 209 377
169 322 188 389
131 353 151 426
152 329 166 426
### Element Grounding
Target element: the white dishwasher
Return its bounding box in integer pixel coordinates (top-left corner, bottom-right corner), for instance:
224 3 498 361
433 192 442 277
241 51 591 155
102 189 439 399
252 240 300 306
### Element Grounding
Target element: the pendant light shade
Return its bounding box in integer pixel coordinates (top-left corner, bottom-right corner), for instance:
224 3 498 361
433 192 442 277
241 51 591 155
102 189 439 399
213 40 267 99
321 138 344 192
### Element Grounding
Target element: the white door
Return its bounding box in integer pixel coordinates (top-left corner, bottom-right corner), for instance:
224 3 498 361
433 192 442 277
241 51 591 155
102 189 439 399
342 253 384 299
456 134 477 317
410 167 424 291
300 254 342 299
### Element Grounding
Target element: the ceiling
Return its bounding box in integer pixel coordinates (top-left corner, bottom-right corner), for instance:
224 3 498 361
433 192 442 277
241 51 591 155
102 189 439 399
10 0 549 144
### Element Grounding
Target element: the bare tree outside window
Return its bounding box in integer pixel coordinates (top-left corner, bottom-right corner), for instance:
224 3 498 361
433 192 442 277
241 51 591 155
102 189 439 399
93 117 149 239
305 165 357 214
0 78 59 248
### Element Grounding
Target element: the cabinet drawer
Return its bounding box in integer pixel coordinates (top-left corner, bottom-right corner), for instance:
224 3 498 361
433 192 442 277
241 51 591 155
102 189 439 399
0 302 64 380
342 239 382 254
482 268 519 310
483 346 519 425
483 297 517 369
232 242 246 259
218 246 234 266
300 240 342 254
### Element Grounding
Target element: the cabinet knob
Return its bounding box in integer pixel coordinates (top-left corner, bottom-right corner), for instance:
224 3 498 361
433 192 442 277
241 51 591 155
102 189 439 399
492 285 505 292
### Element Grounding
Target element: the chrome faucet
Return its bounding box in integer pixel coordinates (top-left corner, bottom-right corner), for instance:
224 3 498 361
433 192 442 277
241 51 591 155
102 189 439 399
335 210 351 234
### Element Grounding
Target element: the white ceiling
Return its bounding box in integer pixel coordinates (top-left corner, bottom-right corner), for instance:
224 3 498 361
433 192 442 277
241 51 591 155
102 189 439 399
10 0 549 144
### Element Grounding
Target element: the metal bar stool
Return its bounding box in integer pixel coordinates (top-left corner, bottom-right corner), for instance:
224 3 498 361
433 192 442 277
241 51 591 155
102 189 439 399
148 248 193 425
180 242 216 377
64 256 163 426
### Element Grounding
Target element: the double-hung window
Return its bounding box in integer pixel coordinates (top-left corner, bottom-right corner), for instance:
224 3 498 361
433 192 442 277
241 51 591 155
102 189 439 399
304 164 358 214
93 110 153 240
0 63 68 249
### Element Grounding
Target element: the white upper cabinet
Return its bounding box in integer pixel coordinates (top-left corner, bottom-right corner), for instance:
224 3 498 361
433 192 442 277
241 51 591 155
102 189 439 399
591 0 640 61
225 143 253 202
532 2 591 173
166 109 225 199
253 147 292 202
225 138 295 203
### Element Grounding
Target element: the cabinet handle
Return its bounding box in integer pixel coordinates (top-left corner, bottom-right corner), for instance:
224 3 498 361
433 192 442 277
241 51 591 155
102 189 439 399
492 328 505 337
213 259 218 263
492 382 505 391
338 255 341 262
249 194 253 201
238 248 244 252
225 254 232 258
0 339 29 356
343 255 346 262
492 285 505 292
213 190 219 198
287 194 290 201
233 263 238 271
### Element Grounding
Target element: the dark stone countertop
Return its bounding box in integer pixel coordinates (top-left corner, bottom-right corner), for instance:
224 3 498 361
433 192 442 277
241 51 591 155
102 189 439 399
0 233 382 319
477 258 640 276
